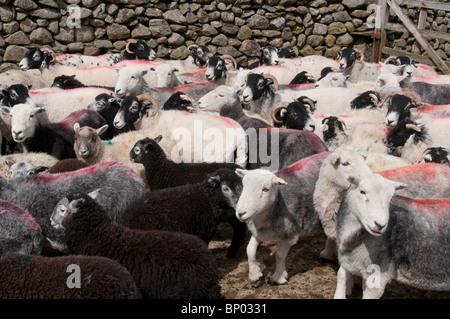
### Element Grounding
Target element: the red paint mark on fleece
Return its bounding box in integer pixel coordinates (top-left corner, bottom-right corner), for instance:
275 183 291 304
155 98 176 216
0 199 40 231
421 104 450 114
29 87 111 97
393 195 450 219
378 163 439 181
401 88 424 102
276 152 331 178
114 60 159 68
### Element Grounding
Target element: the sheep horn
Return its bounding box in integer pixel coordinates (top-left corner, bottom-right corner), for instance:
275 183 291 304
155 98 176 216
379 92 397 108
221 55 237 70
300 97 317 113
270 102 290 124
320 118 329 132
136 94 159 117
354 48 365 63
384 56 398 64
368 93 379 107
418 149 432 163
405 123 422 132
263 73 279 92
338 118 348 130
188 44 198 51
179 94 192 104
244 71 254 86
125 39 138 55
40 47 56 63
444 148 450 153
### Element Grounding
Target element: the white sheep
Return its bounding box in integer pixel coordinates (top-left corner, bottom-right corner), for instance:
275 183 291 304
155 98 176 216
0 69 46 89
277 55 340 80
114 66 152 97
334 173 449 298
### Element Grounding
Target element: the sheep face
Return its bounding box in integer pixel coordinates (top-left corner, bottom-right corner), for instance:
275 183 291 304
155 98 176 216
162 92 194 112
344 173 406 236
150 64 179 87
50 197 70 230
385 94 422 127
0 84 34 107
5 160 48 179
206 168 243 210
125 40 156 61
197 85 239 113
1 104 44 143
19 48 53 70
241 73 275 105
260 46 280 66
272 101 315 131
235 169 287 222
289 71 316 85
51 75 82 89
421 147 450 165
190 45 210 67
350 90 380 109
321 116 347 143
88 93 121 113
129 136 163 164
315 72 347 89
114 96 154 129
114 67 148 97
205 57 226 82
73 124 108 159
384 120 424 148
337 48 360 70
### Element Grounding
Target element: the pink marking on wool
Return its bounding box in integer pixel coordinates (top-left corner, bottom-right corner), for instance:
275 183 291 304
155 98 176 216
0 199 40 231
276 152 331 178
252 65 290 72
114 60 159 68
378 163 440 181
401 88 424 102
393 195 450 218
281 83 316 91
58 109 96 130
29 87 112 97
421 104 450 114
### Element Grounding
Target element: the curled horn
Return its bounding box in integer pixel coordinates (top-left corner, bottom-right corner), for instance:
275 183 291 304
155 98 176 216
368 93 379 107
188 44 198 51
338 118 348 130
320 117 329 132
336 49 342 61
405 123 422 132
353 48 365 63
221 55 237 70
40 47 56 63
179 94 192 104
136 94 159 117
263 73 279 92
300 96 317 113
418 148 432 164
384 56 398 64
379 92 397 108
125 39 138 54
270 102 290 124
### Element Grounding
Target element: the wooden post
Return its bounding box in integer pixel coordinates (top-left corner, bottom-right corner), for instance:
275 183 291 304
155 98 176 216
372 0 388 63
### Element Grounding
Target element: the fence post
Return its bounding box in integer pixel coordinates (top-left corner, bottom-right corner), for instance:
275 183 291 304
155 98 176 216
372 0 388 63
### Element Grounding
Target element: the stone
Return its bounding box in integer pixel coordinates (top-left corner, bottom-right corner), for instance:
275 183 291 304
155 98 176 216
75 25 95 42
237 25 252 41
30 8 61 19
0 5 14 22
5 30 29 45
313 23 328 35
324 34 336 47
67 42 84 53
239 39 261 57
148 19 171 37
299 44 315 56
37 0 59 8
93 39 113 49
54 28 74 43
306 35 324 47
145 8 162 18
221 11 234 23
212 34 228 46
164 9 186 24
92 3 106 19
115 8 135 23
342 0 366 10
262 30 281 38
168 32 185 46
221 23 239 35
199 24 218 37
131 24 151 38
129 0 149 4
83 46 100 56
281 28 293 41
3 45 28 62
350 10 371 18
328 22 347 35
332 11 352 22
336 33 353 46
217 46 242 58
269 16 285 30
3 21 19 34
106 23 130 40
20 18 37 33
29 27 53 44
248 14 269 29
81 0 100 7
170 46 189 60
156 44 170 58
297 33 306 47
186 11 198 24
13 0 38 10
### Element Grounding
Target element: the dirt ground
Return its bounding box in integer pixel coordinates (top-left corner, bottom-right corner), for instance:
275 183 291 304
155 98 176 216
209 223 450 300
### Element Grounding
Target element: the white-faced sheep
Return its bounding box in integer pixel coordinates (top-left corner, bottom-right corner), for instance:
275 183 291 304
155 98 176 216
0 161 146 255
235 152 330 286
5 160 48 179
0 152 58 179
334 173 449 298
51 192 223 299
0 200 43 255
0 244 141 299
114 66 152 97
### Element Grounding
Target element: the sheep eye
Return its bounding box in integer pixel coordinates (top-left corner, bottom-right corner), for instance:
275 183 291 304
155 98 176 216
134 147 140 154
218 94 225 98
221 185 230 193
262 187 269 192
360 190 366 195
341 161 350 166
29 114 35 119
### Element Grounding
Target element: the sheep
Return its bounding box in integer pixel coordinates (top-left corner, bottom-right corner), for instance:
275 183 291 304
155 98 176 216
149 64 186 87
51 192 223 299
0 200 43 255
334 173 449 299
0 244 141 299
120 168 244 255
277 55 340 80
384 55 438 78
399 80 450 105
159 44 211 73
114 66 151 97
113 94 248 168
383 93 424 127
5 160 48 179
197 85 328 171
46 158 90 174
204 55 246 86
419 147 450 166
314 148 450 261
0 161 146 254
50 74 115 91
0 68 46 89
0 84 36 107
72 123 170 182
0 152 59 179
161 91 195 112
18 47 56 70
235 152 330 286
288 71 316 85
249 65 304 86
259 45 295 66
1 105 107 160
350 90 381 109
87 93 136 139
270 97 316 131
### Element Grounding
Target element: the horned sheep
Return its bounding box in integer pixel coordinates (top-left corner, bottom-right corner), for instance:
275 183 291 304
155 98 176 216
51 192 223 299
334 173 449 298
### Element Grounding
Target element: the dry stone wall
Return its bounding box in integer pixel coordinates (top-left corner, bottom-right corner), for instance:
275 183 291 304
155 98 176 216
0 0 448 67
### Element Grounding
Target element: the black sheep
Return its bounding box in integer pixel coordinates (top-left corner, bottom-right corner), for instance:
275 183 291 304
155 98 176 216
120 168 243 257
52 193 223 299
0 243 141 299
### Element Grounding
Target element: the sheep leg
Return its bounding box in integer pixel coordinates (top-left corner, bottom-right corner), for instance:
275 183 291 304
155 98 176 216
269 240 291 285
334 266 352 299
319 237 337 261
246 235 263 286
226 215 246 258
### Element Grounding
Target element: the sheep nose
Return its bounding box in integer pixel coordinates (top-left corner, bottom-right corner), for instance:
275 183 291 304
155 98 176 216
237 211 246 219
309 124 315 131
374 221 386 232
13 130 22 137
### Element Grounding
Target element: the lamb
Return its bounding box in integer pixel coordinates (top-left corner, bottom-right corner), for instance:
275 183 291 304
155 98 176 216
0 200 43 255
334 173 449 298
0 244 141 299
119 168 244 258
51 192 223 299
314 148 450 261
235 152 330 286
0 152 58 179
0 161 146 254
113 94 248 168
197 85 328 171
1 105 107 160
73 124 171 182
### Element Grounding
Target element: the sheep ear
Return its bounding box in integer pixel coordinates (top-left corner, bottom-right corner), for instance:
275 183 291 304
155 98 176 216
274 177 287 185
280 109 287 118
5 160 13 168
73 122 81 132
32 166 48 174
207 175 220 185
347 174 361 186
88 188 100 200
96 124 109 136
141 70 148 76
393 181 407 190
115 68 121 73
0 107 11 115
153 135 162 144
328 153 340 166
35 107 45 113
235 168 247 178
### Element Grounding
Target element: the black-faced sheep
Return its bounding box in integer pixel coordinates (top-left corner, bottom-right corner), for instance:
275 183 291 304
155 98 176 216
0 243 141 299
419 147 450 166
120 168 244 257
51 192 223 299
